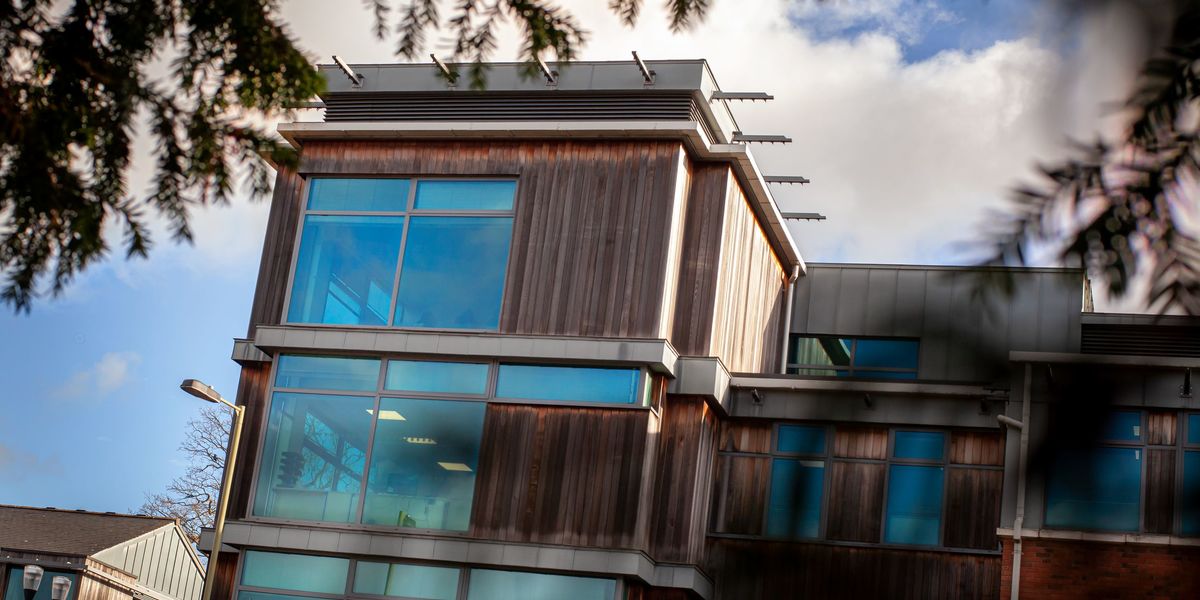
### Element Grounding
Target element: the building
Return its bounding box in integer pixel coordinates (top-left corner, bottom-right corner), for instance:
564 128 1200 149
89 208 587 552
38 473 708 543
197 59 1200 599
0 505 204 600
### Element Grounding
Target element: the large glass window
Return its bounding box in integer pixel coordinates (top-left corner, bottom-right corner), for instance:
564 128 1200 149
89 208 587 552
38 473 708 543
1183 450 1200 536
466 570 616 600
766 424 826 539
786 335 919 379
4 568 76 600
884 465 945 545
496 364 642 404
240 551 348 594
385 360 489 396
353 562 460 599
1045 447 1141 531
287 178 515 330
362 398 486 531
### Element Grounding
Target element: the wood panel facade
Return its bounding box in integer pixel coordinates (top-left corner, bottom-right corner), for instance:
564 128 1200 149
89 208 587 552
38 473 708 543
649 395 718 563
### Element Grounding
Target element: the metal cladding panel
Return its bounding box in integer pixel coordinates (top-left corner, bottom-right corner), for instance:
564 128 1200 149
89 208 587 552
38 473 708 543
791 264 1084 382
92 524 203 600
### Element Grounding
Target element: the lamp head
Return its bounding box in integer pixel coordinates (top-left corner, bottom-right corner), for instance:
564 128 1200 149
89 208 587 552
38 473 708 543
50 576 71 600
180 379 223 405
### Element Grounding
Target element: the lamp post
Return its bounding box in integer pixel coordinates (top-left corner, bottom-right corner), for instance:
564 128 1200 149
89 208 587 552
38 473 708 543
22 567 72 600
180 379 245 600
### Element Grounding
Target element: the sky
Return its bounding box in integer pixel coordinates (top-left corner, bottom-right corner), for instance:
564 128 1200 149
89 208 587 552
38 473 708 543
0 0 1155 513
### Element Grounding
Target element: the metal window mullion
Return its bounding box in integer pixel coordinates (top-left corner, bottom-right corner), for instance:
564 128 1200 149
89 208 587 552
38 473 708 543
352 366 388 525
1175 414 1185 535
1140 410 1148 534
384 183 416 328
272 386 378 397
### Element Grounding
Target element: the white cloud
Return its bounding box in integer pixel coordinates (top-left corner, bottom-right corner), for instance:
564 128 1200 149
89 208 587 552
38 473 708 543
53 351 141 399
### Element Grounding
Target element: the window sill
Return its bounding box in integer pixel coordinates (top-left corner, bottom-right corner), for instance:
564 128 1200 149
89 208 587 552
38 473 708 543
996 528 1200 547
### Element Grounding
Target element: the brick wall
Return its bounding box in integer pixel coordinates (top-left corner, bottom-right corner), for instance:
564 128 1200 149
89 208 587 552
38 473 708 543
1000 537 1200 599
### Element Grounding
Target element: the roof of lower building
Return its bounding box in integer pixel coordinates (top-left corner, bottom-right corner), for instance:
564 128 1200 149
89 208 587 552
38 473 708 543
0 504 175 556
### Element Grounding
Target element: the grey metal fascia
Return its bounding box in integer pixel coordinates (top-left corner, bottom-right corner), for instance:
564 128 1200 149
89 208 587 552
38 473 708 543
204 521 713 598
232 338 271 365
277 120 803 272
253 325 679 375
728 387 1003 428
1009 351 1200 369
729 375 999 398
669 357 732 413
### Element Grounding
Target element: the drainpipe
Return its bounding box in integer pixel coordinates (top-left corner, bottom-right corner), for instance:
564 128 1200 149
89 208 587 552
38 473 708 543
779 264 801 373
1004 363 1032 600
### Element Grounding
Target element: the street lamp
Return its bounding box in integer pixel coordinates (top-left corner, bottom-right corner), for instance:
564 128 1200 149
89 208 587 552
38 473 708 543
22 567 72 600
180 379 245 600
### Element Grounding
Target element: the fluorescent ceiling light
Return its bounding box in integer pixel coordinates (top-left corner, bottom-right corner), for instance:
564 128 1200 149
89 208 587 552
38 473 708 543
438 462 473 472
404 437 437 445
365 409 406 421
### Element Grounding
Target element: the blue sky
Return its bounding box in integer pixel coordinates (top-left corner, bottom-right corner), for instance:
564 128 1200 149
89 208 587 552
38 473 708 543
1 0 1113 514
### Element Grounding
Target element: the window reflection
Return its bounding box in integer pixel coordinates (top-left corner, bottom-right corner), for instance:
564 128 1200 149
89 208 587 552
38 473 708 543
787 335 919 379
287 215 405 326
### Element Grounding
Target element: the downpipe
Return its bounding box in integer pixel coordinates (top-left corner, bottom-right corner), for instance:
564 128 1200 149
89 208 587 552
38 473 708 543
779 265 800 373
1002 364 1032 600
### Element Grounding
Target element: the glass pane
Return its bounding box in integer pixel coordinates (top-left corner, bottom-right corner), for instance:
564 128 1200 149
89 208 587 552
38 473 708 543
275 355 380 391
466 570 616 600
884 464 944 546
353 562 460 599
854 339 919 370
765 459 824 539
287 215 405 326
1045 447 1141 531
240 551 348 594
393 216 512 330
238 592 316 600
854 370 918 380
496 365 641 404
1190 414 1200 445
253 392 373 523
415 180 515 211
1101 411 1142 442
893 431 946 461
789 336 852 367
385 360 489 395
789 367 847 377
362 398 486 531
1183 451 1200 536
777 425 826 455
4 569 76 600
308 178 410 211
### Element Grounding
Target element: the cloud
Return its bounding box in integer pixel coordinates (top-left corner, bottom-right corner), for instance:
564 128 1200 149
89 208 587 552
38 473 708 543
53 351 141 399
0 442 63 479
789 0 961 46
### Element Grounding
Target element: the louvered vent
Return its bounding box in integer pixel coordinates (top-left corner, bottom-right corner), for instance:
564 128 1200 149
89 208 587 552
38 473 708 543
1081 324 1200 357
323 92 697 123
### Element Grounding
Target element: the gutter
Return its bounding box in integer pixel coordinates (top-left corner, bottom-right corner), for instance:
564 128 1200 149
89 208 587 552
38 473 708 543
275 120 805 274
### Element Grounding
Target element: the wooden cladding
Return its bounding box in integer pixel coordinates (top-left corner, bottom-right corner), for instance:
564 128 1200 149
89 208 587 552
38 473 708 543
826 461 886 543
943 468 1003 549
228 363 272 519
1147 411 1177 446
649 395 718 563
1145 448 1176 534
710 454 771 536
707 540 1001 600
833 426 888 459
247 167 304 336
470 403 651 549
950 431 1005 466
718 420 773 454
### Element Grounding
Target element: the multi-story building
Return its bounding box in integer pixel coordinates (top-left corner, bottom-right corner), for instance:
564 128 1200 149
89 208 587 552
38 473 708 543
199 59 1200 599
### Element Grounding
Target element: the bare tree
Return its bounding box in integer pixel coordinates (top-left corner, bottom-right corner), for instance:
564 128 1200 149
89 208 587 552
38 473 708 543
138 406 232 545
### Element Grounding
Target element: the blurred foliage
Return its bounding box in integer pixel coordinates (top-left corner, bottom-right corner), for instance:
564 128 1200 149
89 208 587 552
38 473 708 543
985 1 1200 314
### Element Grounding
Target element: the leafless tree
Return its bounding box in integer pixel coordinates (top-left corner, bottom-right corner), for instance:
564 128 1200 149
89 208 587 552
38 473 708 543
137 406 233 545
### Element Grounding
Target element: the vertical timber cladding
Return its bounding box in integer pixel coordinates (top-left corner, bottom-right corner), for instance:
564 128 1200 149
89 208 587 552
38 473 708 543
226 363 272 519
470 403 654 549
265 140 689 337
649 395 719 564
671 161 788 372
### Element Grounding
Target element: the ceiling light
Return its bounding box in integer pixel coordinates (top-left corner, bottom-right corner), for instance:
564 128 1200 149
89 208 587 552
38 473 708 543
404 437 437 445
438 462 473 472
365 409 406 421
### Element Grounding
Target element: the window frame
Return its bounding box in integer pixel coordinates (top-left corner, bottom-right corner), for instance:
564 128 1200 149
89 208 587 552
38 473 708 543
230 549 623 600
248 354 651 534
281 176 518 332
785 334 920 380
714 422 1002 553
1178 412 1200 536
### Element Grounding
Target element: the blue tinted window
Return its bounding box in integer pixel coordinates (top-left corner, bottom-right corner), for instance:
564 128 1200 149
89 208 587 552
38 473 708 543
894 431 945 461
415 180 515 210
353 562 460 599
393 216 512 330
1101 411 1142 442
1045 447 1141 532
466 570 616 600
308 178 410 211
240 551 349 594
854 339 919 369
854 370 918 380
238 592 317 600
361 398 486 531
789 336 852 367
287 215 405 326
254 393 374 523
1183 451 1200 536
777 425 826 455
385 360 489 395
4 568 76 600
766 459 824 539
275 355 380 391
884 465 944 546
1188 414 1200 445
496 365 641 404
